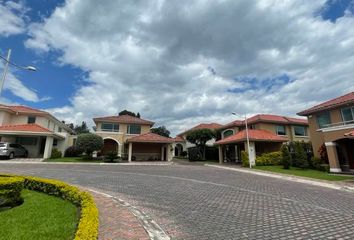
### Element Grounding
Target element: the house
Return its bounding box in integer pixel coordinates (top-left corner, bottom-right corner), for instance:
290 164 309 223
298 92 354 173
0 104 75 158
215 114 309 165
174 123 223 157
93 114 175 161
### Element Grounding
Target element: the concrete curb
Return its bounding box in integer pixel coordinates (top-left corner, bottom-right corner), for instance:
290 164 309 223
0 161 174 166
87 188 170 240
205 164 354 193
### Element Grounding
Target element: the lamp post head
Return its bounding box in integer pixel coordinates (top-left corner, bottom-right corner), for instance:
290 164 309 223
25 66 37 71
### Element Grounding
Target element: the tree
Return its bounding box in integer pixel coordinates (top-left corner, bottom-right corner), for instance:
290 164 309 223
294 142 308 169
281 145 291 169
151 126 170 137
76 133 103 159
119 110 136 117
74 121 90 134
136 112 141 118
66 123 75 131
186 128 215 160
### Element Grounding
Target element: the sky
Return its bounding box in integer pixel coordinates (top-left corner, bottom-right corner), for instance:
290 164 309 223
0 0 354 135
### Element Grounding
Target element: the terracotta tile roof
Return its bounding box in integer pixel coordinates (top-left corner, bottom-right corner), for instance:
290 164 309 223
214 129 287 145
0 124 52 133
127 132 175 143
173 136 185 142
93 115 155 125
298 92 354 116
220 114 308 129
177 123 222 136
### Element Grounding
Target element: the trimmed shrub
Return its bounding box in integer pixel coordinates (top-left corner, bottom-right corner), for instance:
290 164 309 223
241 150 249 168
294 142 309 169
255 151 282 166
76 133 103 158
64 145 81 157
105 151 118 162
281 145 291 169
0 177 24 209
50 148 62 159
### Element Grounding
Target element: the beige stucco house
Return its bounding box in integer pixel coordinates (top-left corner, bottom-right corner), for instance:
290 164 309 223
298 92 354 173
93 114 175 161
215 114 310 165
0 104 75 158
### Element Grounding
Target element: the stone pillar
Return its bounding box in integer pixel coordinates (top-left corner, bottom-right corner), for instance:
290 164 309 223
128 142 132 162
218 145 223 164
244 141 256 166
167 144 172 161
118 143 122 157
43 136 54 159
325 142 341 172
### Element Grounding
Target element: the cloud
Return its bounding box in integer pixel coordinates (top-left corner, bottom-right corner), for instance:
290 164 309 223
25 0 354 134
0 1 27 36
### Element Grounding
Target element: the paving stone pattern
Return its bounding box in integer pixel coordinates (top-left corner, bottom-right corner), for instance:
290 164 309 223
1 163 354 239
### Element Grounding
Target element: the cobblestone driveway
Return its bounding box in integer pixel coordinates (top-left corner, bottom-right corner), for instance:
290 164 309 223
1 163 354 239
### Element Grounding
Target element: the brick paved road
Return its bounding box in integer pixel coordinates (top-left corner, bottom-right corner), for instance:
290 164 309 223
1 163 354 239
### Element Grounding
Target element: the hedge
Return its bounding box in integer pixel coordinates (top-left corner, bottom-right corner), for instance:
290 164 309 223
0 177 24 208
0 175 99 240
255 151 282 166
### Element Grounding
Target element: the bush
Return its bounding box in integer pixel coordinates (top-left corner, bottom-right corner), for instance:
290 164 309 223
181 151 188 157
76 133 103 158
255 151 282 166
318 143 329 163
188 147 202 161
64 146 81 157
0 177 24 209
105 151 118 162
281 145 291 169
311 156 329 172
50 148 62 159
1 175 99 240
294 142 309 169
241 150 249 167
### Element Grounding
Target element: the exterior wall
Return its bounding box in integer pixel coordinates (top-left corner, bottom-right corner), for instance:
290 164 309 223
0 112 12 125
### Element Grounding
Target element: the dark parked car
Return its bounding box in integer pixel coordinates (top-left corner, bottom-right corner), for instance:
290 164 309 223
0 143 28 159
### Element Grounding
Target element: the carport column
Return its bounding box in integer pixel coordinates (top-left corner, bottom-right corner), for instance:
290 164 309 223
218 145 223 164
167 144 172 161
128 142 132 162
325 142 341 173
118 143 122 157
43 136 54 159
161 146 165 161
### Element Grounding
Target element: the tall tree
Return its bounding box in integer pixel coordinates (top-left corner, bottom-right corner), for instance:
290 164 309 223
151 126 170 137
74 121 90 134
136 112 141 118
186 128 215 160
119 110 136 117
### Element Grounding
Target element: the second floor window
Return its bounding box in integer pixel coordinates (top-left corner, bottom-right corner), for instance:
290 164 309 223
101 122 119 132
341 107 354 123
316 112 331 128
294 126 307 136
276 125 286 135
223 129 234 138
27 116 36 124
127 124 141 134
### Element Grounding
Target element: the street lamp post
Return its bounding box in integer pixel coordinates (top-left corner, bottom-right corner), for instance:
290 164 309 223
0 49 37 97
232 112 252 168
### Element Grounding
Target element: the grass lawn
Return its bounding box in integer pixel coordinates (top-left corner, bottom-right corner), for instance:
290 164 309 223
0 190 79 240
254 165 354 181
44 157 103 163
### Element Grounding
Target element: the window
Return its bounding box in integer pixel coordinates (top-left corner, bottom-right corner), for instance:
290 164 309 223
16 137 38 146
223 129 234 138
127 124 141 134
316 112 331 128
58 127 62 133
27 116 36 124
101 122 119 132
250 125 256 130
294 126 307 136
341 107 354 123
276 125 286 135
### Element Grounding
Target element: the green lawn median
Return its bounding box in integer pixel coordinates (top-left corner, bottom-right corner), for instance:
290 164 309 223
254 165 354 181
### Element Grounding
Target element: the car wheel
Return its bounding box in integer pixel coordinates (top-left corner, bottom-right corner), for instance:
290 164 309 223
9 152 14 159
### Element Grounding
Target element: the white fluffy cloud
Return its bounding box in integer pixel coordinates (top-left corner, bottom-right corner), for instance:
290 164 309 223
25 0 354 134
0 1 27 36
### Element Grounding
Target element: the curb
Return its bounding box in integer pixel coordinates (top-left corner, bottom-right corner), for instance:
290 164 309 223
0 161 174 166
87 188 170 240
205 164 354 193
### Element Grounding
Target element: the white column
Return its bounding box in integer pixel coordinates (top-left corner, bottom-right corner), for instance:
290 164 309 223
128 142 132 162
43 136 54 159
161 146 165 161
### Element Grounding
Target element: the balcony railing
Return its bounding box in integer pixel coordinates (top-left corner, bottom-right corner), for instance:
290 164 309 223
320 120 354 131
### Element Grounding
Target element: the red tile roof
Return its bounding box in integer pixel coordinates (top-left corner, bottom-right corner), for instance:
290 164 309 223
298 92 354 116
177 123 222 136
214 129 287 145
93 115 155 125
173 136 185 142
127 132 175 143
0 104 47 114
220 114 308 129
0 124 52 133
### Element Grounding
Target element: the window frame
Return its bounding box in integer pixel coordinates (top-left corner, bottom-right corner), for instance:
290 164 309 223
27 116 36 124
341 107 354 123
316 112 331 129
101 122 119 132
127 124 141 134
222 129 234 138
293 125 307 136
275 125 286 136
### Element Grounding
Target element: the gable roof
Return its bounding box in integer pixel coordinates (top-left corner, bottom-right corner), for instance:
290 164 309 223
177 123 222 136
0 124 52 133
220 114 308 130
214 129 287 145
93 115 155 126
298 92 354 116
127 132 175 143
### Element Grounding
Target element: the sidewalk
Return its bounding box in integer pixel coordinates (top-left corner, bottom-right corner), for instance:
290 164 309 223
206 164 354 192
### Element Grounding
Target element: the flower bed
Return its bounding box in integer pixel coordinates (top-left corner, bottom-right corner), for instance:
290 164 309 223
0 175 99 240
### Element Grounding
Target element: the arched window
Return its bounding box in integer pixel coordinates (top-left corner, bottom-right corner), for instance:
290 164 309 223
223 129 234 138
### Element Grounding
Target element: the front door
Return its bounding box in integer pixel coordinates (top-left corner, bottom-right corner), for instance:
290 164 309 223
39 137 46 156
